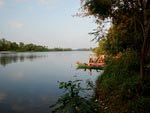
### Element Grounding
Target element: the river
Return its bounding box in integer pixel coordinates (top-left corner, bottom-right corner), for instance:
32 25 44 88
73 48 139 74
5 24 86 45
0 51 101 113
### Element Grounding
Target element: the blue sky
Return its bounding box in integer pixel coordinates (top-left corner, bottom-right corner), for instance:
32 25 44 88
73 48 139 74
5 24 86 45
0 0 97 49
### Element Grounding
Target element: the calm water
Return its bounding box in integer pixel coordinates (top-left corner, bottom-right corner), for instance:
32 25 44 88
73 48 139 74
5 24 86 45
0 51 100 113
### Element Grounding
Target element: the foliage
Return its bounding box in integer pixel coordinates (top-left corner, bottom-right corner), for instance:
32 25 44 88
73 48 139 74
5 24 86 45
50 80 100 113
93 38 107 55
105 25 143 55
95 50 150 113
81 0 112 19
77 63 104 70
80 0 150 113
0 38 72 52
0 38 49 52
49 48 72 51
82 0 150 78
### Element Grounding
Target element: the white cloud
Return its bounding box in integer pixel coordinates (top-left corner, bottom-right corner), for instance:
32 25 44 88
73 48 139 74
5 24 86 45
0 0 4 8
9 21 24 29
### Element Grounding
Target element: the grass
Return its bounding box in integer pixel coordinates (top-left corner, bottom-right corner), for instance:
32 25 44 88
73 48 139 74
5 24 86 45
95 51 150 113
76 63 104 70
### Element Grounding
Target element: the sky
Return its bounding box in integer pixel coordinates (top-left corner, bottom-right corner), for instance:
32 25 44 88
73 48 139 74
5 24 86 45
0 0 97 49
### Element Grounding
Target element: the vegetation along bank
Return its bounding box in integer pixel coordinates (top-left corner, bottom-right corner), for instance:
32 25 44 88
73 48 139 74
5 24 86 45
81 0 150 113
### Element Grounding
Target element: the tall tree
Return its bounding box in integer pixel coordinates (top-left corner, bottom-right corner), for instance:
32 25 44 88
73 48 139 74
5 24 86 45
81 0 150 79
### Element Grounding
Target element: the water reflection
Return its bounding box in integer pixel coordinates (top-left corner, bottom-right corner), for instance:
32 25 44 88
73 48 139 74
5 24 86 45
0 51 99 113
0 92 7 102
0 103 15 113
0 53 47 66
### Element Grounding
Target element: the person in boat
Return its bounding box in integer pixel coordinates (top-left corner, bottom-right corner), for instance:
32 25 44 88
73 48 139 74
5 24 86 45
88 57 94 66
89 57 94 63
88 55 105 67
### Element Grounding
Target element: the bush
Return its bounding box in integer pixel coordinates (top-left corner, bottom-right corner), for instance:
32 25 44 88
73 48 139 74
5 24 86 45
95 50 150 113
50 80 100 113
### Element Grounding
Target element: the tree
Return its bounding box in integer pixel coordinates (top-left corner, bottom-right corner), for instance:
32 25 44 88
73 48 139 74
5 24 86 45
81 0 150 79
19 42 25 51
0 38 49 52
93 38 106 55
10 42 19 51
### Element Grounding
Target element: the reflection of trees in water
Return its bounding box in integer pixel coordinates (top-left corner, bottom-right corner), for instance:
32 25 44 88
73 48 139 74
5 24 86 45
0 54 47 66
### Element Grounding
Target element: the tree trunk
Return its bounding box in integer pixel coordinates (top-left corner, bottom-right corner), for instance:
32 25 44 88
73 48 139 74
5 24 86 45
140 1 150 79
140 50 144 79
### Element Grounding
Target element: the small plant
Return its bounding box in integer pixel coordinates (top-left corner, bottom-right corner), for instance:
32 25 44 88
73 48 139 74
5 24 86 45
50 80 99 113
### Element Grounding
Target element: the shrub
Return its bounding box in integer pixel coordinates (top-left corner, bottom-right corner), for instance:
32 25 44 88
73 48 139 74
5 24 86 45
50 80 100 113
95 50 150 113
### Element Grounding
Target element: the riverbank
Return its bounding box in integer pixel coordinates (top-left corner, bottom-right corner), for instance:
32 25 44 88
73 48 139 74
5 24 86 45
76 63 104 70
95 52 150 113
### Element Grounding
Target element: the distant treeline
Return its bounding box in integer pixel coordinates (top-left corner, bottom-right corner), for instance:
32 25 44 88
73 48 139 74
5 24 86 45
0 39 72 52
0 38 49 51
49 48 72 51
74 48 91 51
